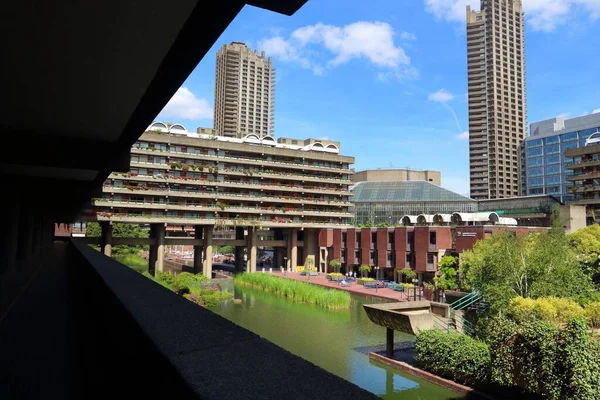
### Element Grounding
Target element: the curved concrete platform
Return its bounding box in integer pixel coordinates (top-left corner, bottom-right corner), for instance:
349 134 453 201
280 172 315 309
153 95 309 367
363 301 450 336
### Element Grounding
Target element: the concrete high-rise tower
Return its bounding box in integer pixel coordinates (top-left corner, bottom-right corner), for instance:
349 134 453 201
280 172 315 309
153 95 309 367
467 0 526 199
214 42 275 138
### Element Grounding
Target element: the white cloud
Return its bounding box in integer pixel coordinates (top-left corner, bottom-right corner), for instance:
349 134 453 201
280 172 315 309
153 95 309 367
424 0 600 32
557 112 570 118
159 87 212 120
593 109 600 114
456 131 469 140
428 89 455 102
400 31 417 40
259 21 416 79
581 111 589 116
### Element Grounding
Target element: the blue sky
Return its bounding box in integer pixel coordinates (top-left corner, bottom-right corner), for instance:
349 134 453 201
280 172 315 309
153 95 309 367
157 0 600 196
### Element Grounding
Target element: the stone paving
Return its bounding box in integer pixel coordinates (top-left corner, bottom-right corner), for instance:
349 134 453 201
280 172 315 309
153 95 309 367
269 271 409 302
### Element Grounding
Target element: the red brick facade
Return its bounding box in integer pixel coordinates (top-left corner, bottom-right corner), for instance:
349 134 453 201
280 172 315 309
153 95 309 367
318 225 549 278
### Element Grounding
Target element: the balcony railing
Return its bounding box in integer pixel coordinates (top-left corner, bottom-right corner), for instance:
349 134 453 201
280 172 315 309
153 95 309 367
106 174 352 197
429 244 437 251
93 199 354 219
132 141 354 175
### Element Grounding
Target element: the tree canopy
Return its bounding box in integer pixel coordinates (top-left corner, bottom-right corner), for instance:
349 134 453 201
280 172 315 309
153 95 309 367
459 230 596 312
568 224 600 279
435 255 458 290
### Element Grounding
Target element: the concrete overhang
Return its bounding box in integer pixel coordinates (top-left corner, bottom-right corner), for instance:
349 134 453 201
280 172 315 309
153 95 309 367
0 0 307 221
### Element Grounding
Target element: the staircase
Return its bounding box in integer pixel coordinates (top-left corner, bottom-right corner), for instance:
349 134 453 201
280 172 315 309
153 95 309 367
433 291 486 335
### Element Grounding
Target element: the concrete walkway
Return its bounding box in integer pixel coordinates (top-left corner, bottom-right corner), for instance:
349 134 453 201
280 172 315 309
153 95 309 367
270 271 409 302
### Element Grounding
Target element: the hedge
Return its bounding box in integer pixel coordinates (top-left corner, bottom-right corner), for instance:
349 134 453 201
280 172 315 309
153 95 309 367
486 317 600 399
415 329 490 386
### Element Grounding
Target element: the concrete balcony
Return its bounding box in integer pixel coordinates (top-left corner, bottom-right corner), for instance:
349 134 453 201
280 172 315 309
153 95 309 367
106 174 352 197
565 159 600 170
94 199 353 219
85 213 354 229
131 147 352 176
567 172 600 181
103 183 352 207
130 161 169 170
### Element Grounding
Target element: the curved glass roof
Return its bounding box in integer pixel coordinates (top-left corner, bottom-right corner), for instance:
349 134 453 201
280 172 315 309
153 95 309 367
351 181 474 203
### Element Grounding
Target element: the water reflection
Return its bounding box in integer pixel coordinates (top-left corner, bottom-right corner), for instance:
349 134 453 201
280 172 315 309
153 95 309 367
211 284 461 399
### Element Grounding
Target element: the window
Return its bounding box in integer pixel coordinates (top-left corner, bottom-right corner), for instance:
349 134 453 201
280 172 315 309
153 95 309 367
429 231 436 245
407 231 414 248
427 254 434 264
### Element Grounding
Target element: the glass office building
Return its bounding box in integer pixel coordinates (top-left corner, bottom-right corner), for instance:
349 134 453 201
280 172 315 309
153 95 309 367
524 114 600 203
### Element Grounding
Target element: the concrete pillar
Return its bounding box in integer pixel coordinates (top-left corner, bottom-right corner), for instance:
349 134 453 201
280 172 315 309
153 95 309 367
203 225 213 278
274 248 284 270
386 328 394 358
289 228 298 271
235 246 245 273
0 198 20 273
101 222 113 257
247 227 257 273
193 226 203 274
148 225 157 275
17 212 34 262
155 224 165 273
304 229 318 268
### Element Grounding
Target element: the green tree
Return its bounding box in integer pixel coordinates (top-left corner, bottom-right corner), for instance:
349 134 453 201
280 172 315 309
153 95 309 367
550 203 564 235
86 222 101 237
216 245 235 255
435 255 458 290
568 224 600 278
329 259 341 273
459 230 595 312
359 264 371 278
397 267 416 283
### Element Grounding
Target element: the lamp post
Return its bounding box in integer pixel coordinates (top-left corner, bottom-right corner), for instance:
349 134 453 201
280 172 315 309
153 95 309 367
284 256 288 274
412 278 418 301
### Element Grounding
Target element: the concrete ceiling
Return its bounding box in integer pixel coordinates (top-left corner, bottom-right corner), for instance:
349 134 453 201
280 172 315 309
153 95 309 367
0 0 307 221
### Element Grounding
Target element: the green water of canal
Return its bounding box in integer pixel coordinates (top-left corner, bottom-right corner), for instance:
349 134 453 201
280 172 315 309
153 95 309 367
211 284 462 399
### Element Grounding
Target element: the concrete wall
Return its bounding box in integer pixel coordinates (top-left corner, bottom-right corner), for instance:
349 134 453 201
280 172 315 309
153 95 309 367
352 169 441 185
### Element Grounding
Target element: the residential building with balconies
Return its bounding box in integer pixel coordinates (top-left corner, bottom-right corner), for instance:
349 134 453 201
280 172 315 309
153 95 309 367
565 131 600 223
85 123 355 275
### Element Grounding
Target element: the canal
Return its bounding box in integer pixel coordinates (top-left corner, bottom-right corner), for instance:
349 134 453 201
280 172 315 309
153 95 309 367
211 284 462 399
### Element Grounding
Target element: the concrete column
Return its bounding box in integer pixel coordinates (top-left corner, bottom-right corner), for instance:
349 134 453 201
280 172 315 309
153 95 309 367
17 212 34 262
274 248 284 270
155 224 165 273
247 227 257 273
304 229 318 268
101 222 113 257
193 226 203 274
386 328 394 358
0 198 20 273
235 246 245 273
148 225 157 275
289 228 298 271
203 225 213 278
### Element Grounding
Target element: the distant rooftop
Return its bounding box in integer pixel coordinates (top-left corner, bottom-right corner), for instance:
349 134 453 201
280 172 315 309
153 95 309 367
529 113 600 139
350 181 474 203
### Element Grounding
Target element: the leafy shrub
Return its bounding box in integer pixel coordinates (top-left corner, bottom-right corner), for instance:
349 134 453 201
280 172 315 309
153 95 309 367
329 259 341 272
359 264 371 277
415 329 490 386
584 301 600 328
327 273 344 278
357 277 375 285
174 272 208 295
485 316 600 399
506 296 584 325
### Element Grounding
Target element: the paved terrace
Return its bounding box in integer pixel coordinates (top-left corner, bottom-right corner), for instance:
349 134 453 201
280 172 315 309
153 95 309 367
270 271 410 301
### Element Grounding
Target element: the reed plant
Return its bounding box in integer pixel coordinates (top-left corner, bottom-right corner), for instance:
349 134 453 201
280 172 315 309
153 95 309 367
235 273 351 310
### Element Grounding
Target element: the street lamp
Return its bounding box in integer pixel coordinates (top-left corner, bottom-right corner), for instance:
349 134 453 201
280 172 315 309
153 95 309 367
284 256 288 274
412 278 419 301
